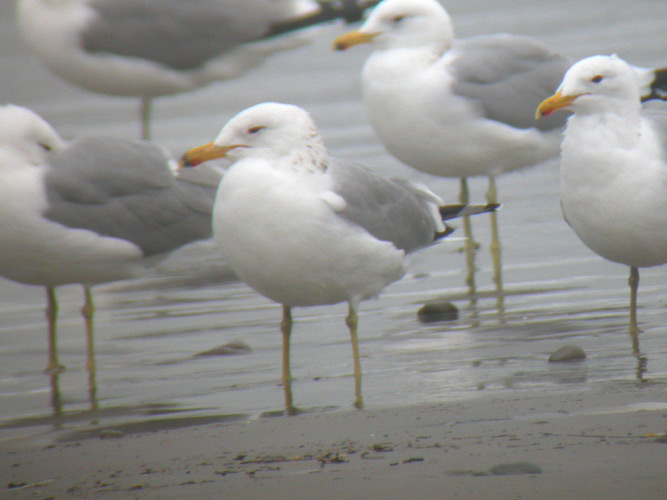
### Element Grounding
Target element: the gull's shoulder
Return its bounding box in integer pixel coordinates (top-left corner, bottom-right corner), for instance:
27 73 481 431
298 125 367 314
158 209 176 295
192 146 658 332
446 33 571 131
641 100 667 161
328 158 442 252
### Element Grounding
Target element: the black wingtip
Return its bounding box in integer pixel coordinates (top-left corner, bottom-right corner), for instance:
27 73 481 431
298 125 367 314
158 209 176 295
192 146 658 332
434 223 456 241
641 67 667 102
267 1 381 38
439 203 500 221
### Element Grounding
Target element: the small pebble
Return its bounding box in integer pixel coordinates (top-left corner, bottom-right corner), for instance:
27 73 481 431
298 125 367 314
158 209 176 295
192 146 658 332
417 301 458 323
548 345 586 363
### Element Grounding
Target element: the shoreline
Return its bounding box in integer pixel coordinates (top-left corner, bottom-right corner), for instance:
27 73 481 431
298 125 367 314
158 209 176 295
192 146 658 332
3 381 665 499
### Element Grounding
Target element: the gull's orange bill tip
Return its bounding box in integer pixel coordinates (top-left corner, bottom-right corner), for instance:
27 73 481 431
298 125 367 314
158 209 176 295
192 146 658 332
178 143 243 169
332 30 379 51
536 90 581 119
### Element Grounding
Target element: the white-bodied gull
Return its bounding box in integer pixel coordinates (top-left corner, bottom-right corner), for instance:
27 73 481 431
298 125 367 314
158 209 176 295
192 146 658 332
536 55 667 355
0 104 220 407
333 0 667 301
15 0 379 139
180 101 498 414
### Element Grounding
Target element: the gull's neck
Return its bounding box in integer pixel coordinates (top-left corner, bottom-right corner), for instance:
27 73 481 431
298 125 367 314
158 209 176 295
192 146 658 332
364 44 446 82
280 138 329 175
566 99 642 152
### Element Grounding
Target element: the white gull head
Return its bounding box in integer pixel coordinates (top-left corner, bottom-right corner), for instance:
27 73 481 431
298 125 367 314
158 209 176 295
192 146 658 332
214 102 329 173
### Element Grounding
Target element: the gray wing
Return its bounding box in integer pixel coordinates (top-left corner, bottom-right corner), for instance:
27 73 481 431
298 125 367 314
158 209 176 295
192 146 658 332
44 137 219 257
450 34 571 131
82 0 303 70
330 159 440 253
642 100 667 158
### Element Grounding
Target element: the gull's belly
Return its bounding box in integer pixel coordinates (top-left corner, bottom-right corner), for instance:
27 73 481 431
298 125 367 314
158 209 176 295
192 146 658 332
213 173 406 307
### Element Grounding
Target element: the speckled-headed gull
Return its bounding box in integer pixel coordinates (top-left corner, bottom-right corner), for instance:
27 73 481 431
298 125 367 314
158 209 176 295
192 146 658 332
536 55 667 354
180 101 498 414
332 0 667 302
0 104 219 406
15 0 379 139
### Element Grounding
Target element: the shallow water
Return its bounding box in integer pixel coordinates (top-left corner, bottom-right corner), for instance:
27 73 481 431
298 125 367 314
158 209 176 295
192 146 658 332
1 0 665 444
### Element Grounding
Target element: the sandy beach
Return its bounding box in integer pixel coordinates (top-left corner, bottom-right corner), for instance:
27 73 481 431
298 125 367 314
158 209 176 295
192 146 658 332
3 381 666 499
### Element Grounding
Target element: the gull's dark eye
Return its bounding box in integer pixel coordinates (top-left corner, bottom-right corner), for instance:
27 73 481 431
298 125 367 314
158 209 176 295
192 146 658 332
247 126 265 135
392 14 406 23
591 75 603 83
39 142 52 152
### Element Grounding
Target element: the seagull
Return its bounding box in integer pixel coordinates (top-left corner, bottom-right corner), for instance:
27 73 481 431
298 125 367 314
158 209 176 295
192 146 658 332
179 101 498 414
332 0 667 303
15 0 380 139
536 55 667 354
0 104 220 408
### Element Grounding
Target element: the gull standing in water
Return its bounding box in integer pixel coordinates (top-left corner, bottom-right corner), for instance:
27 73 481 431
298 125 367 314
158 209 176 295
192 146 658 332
15 0 379 139
333 0 667 307
180 102 497 414
537 55 667 357
0 104 219 410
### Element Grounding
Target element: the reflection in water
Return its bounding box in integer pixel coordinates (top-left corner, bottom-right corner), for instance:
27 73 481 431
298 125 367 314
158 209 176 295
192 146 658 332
48 371 62 416
634 353 648 383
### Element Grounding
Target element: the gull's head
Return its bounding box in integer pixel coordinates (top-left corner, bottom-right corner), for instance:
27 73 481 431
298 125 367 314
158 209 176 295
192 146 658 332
536 55 640 119
0 104 65 168
180 103 329 173
333 0 453 53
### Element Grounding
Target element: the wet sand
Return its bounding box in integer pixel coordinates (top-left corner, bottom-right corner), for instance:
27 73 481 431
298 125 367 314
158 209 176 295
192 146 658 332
3 382 666 499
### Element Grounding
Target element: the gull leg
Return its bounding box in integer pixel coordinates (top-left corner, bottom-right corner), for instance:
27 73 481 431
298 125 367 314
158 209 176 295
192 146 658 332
140 97 152 140
346 303 363 410
628 266 642 354
81 287 98 410
459 178 478 310
486 176 505 316
280 305 297 415
45 287 64 374
627 267 647 381
45 287 63 414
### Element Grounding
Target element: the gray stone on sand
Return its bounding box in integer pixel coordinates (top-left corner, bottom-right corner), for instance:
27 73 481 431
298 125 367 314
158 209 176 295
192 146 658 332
195 340 252 357
548 345 586 363
417 301 459 323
